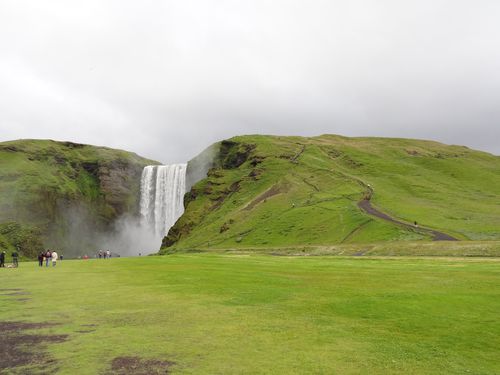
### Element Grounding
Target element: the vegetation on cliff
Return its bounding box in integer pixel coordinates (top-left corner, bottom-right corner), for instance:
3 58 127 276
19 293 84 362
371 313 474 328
0 139 158 257
161 135 500 252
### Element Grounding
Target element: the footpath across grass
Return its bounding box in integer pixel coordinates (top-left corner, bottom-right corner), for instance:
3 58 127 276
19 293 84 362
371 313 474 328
1 254 499 374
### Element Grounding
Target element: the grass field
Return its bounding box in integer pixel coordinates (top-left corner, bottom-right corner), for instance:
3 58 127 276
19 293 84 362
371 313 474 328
1 253 499 374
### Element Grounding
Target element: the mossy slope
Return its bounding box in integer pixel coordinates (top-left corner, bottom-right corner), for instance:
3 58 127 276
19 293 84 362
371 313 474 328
161 135 500 252
0 139 158 257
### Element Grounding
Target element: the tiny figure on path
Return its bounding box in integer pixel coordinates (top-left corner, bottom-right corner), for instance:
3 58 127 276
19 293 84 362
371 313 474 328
60 254 63 261
11 251 19 268
38 252 44 267
414 221 419 228
45 250 51 267
98 250 103 259
51 251 58 266
106 250 111 259
0 251 5 268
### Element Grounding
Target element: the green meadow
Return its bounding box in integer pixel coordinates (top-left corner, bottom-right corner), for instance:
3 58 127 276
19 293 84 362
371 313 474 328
1 253 499 374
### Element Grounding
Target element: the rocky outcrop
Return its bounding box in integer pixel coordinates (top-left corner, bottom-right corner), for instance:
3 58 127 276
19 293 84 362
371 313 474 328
160 139 258 250
0 139 159 257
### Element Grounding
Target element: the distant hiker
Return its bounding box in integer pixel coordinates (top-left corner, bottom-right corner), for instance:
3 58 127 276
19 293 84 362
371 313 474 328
51 251 58 266
0 251 5 268
45 250 51 267
38 252 44 267
414 221 419 228
98 250 103 259
106 250 110 259
60 254 63 261
11 251 19 268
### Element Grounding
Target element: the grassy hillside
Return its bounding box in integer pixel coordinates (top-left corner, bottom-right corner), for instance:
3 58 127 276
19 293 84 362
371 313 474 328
161 135 500 252
0 139 158 257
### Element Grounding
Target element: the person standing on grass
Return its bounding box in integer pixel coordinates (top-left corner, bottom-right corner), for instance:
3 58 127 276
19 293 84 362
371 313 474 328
106 250 110 259
45 250 51 267
0 251 5 268
51 251 58 266
38 252 44 267
11 251 19 268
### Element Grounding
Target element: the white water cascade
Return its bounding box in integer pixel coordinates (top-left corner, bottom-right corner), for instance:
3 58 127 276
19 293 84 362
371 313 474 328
140 164 187 237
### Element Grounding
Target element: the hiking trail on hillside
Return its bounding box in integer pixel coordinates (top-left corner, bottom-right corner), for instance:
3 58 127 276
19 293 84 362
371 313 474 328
357 185 458 241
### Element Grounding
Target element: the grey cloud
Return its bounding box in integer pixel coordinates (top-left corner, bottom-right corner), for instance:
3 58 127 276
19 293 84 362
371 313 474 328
0 0 499 163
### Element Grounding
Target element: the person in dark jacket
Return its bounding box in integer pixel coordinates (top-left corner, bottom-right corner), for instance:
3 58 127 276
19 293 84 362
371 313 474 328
11 251 19 267
38 252 44 267
0 251 5 268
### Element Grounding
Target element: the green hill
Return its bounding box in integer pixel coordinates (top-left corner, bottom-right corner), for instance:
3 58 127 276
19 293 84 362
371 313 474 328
0 139 158 258
160 135 500 253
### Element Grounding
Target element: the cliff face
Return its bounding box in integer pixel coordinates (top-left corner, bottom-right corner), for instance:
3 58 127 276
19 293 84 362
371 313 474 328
0 139 159 257
160 135 500 253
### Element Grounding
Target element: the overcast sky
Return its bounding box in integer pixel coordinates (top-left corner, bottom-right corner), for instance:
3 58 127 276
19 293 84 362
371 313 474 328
0 1 499 163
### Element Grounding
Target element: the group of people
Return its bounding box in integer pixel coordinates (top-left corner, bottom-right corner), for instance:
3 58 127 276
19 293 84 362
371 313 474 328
37 250 61 267
0 250 19 268
98 250 111 259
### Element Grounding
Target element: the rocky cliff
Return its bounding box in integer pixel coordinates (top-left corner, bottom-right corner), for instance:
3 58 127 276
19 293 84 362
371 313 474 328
0 139 159 258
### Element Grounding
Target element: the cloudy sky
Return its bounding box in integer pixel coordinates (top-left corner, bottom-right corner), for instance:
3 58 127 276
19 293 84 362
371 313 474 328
0 1 499 163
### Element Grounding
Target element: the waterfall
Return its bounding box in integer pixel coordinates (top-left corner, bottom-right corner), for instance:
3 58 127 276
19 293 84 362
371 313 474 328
140 164 187 237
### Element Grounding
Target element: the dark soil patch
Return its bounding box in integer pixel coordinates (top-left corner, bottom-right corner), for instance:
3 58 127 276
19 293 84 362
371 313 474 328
107 356 174 375
16 298 31 302
75 330 95 334
0 321 67 373
210 180 241 210
2 291 30 296
81 324 97 327
0 322 47 332
244 185 282 211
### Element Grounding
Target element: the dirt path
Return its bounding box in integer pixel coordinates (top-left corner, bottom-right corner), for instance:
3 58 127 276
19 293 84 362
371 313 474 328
358 186 458 241
316 146 459 242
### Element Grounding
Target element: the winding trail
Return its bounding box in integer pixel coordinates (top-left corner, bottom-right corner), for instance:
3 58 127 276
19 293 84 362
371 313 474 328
357 186 458 241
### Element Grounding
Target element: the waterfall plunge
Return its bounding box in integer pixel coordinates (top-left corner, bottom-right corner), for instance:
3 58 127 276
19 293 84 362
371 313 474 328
140 164 187 237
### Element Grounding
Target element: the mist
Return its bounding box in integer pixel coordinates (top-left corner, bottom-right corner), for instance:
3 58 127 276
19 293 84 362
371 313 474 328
97 215 163 257
50 202 163 258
